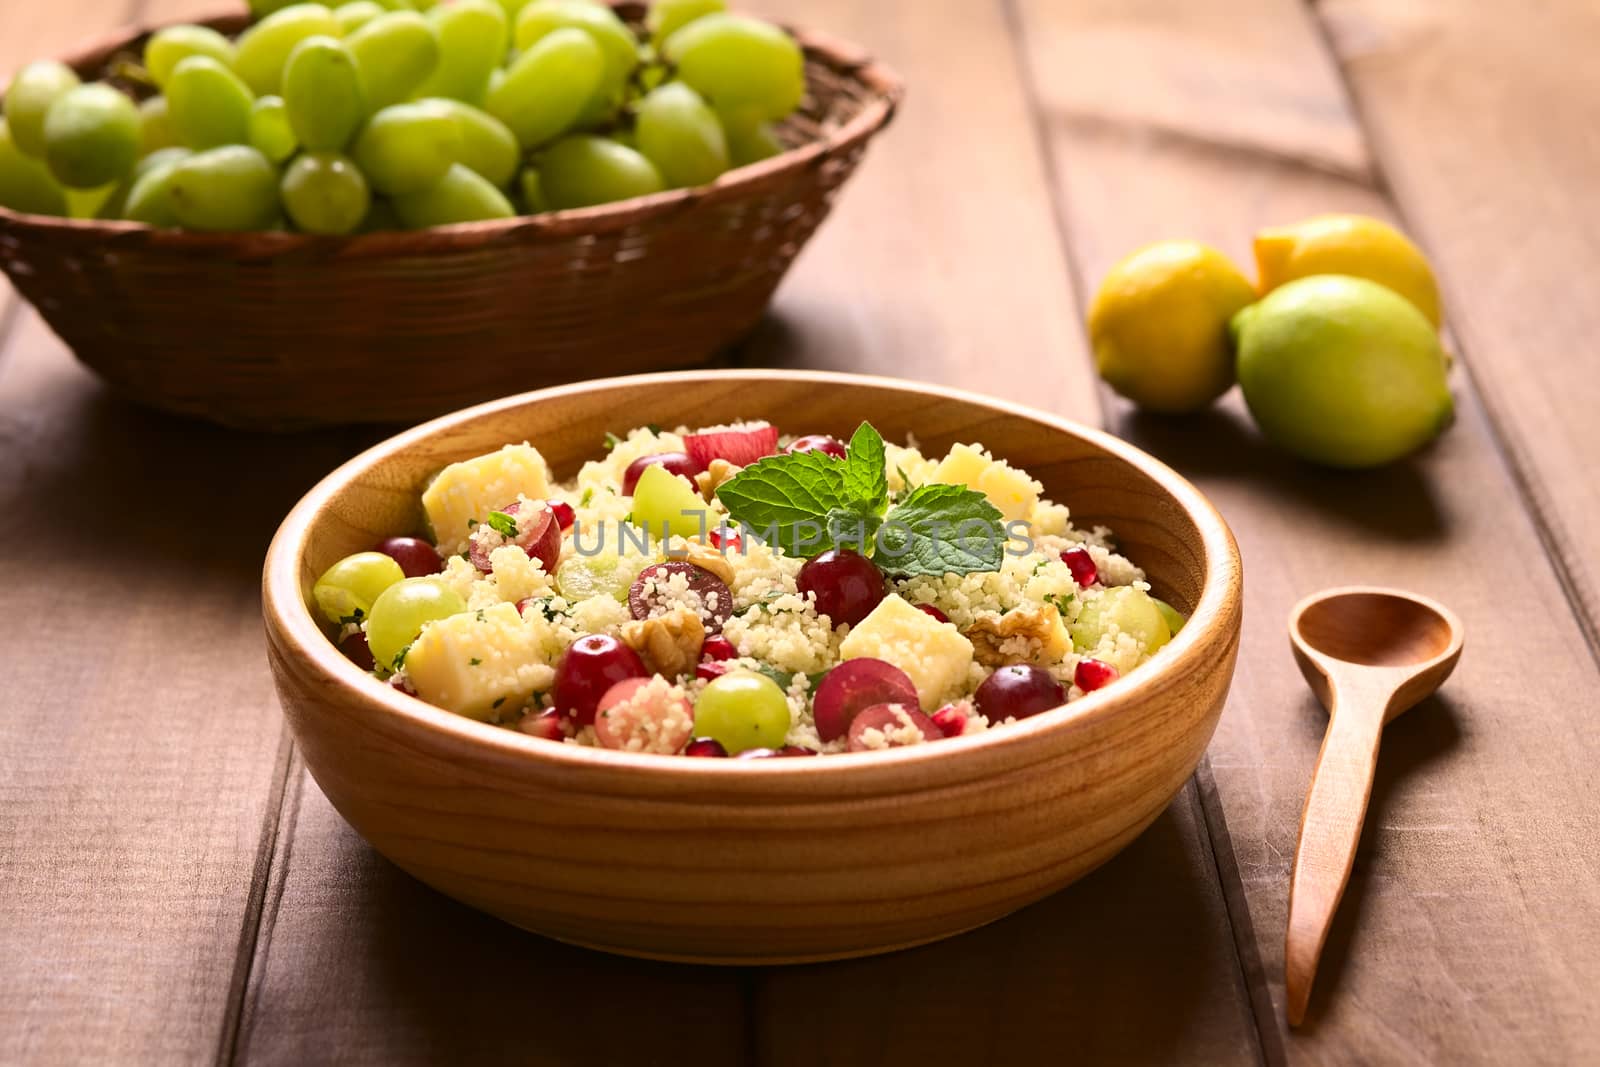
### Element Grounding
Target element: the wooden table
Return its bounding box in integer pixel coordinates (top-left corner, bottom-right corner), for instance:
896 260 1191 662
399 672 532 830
4 1 1598 1063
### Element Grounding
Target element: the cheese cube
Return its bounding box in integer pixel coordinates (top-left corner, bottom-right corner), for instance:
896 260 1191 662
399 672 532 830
932 443 1040 523
839 594 974 710
405 602 558 721
423 443 551 553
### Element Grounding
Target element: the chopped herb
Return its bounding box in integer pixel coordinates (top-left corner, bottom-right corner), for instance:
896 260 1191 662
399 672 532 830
393 645 409 669
604 431 623 450
467 517 479 530
646 423 663 434
475 609 487 622
469 657 482 666
339 610 364 625
492 696 506 709
1033 559 1050 575
580 488 593 507
486 510 519 539
1044 592 1075 617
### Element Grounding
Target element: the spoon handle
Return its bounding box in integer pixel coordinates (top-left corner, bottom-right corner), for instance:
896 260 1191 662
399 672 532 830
1284 690 1386 1026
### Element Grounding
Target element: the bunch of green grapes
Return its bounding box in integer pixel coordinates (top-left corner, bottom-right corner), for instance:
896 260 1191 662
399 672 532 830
0 0 805 233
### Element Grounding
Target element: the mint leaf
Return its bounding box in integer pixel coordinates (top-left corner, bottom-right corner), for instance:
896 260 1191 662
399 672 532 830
877 484 1005 578
841 422 888 512
486 510 519 538
716 450 851 555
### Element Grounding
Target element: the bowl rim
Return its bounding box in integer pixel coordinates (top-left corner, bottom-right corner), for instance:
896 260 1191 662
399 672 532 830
0 7 904 249
263 369 1242 784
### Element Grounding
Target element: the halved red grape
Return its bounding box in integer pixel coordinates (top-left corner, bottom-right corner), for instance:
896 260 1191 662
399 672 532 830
684 737 729 758
974 664 1064 722
1074 658 1119 692
812 657 920 742
548 499 576 530
847 703 942 751
1061 545 1099 588
594 677 695 754
629 561 733 633
339 631 376 670
469 500 561 576
375 536 442 578
517 708 565 741
777 745 819 757
783 434 847 460
916 603 950 623
798 549 886 628
685 424 779 469
551 634 648 725
622 452 700 495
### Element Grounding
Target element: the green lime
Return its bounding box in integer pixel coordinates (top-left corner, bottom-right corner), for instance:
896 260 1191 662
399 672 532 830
1233 275 1453 468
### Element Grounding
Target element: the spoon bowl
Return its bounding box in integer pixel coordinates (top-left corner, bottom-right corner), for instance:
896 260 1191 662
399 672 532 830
1283 587 1463 1025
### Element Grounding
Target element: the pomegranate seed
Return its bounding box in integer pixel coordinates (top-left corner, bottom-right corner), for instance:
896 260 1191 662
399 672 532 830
518 708 565 741
930 704 967 737
375 536 442 578
1061 546 1098 587
696 661 731 681
548 499 576 530
684 738 729 758
340 631 376 671
708 526 742 552
1074 658 1120 692
916 603 950 624
701 635 738 661
784 434 848 460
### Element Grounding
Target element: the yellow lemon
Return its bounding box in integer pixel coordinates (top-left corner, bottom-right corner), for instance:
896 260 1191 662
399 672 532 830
1254 213 1441 327
1087 241 1257 413
1233 275 1453 468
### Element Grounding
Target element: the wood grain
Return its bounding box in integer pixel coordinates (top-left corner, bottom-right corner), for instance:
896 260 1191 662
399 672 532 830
263 371 1243 963
1014 0 1600 1059
1314 0 1600 657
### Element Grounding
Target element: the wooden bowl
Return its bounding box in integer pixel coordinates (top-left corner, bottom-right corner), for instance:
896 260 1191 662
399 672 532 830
262 371 1243 963
0 6 900 430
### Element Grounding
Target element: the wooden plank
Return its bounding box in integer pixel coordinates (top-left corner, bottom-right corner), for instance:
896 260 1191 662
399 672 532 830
0 305 371 1062
1315 0 1600 654
234 1 1260 1063
1014 0 1600 1061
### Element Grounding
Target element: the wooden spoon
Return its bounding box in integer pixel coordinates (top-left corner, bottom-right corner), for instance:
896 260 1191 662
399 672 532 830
1284 586 1464 1026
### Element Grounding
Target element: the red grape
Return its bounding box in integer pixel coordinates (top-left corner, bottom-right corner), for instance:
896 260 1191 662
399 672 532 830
551 634 648 725
622 452 700 495
784 434 847 460
798 549 886 628
915 603 950 623
339 631 376 670
812 658 919 741
974 664 1065 722
684 738 729 758
847 703 941 751
629 561 733 633
685 424 779 469
517 708 566 741
375 536 442 578
469 500 561 575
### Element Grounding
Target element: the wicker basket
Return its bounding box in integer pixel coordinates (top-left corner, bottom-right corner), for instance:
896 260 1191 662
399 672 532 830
0 6 901 429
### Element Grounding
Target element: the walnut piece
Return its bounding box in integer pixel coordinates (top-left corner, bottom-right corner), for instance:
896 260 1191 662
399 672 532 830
694 459 742 500
965 605 1070 667
664 539 737 586
620 607 706 679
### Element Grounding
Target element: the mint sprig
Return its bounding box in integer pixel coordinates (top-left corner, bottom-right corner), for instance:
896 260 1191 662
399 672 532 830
715 422 1006 577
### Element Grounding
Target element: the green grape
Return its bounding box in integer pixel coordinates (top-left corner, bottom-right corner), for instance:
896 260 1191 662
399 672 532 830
485 27 601 148
249 97 299 163
312 551 406 624
1068 586 1172 654
4 61 81 159
635 81 727 188
663 14 804 122
628 462 706 540
646 0 724 46
417 0 507 104
555 554 627 602
66 182 118 218
282 36 366 151
1152 598 1186 637
347 12 441 112
250 0 311 15
514 0 637 86
723 115 782 166
281 151 370 234
166 56 255 150
122 148 191 226
537 134 663 209
429 99 518 187
366 577 467 669
350 100 462 195
334 0 386 33
235 4 342 96
692 671 791 754
144 25 237 89
358 196 403 232
517 165 547 212
168 145 280 231
392 162 513 227
0 119 69 215
42 84 140 189
137 96 178 155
